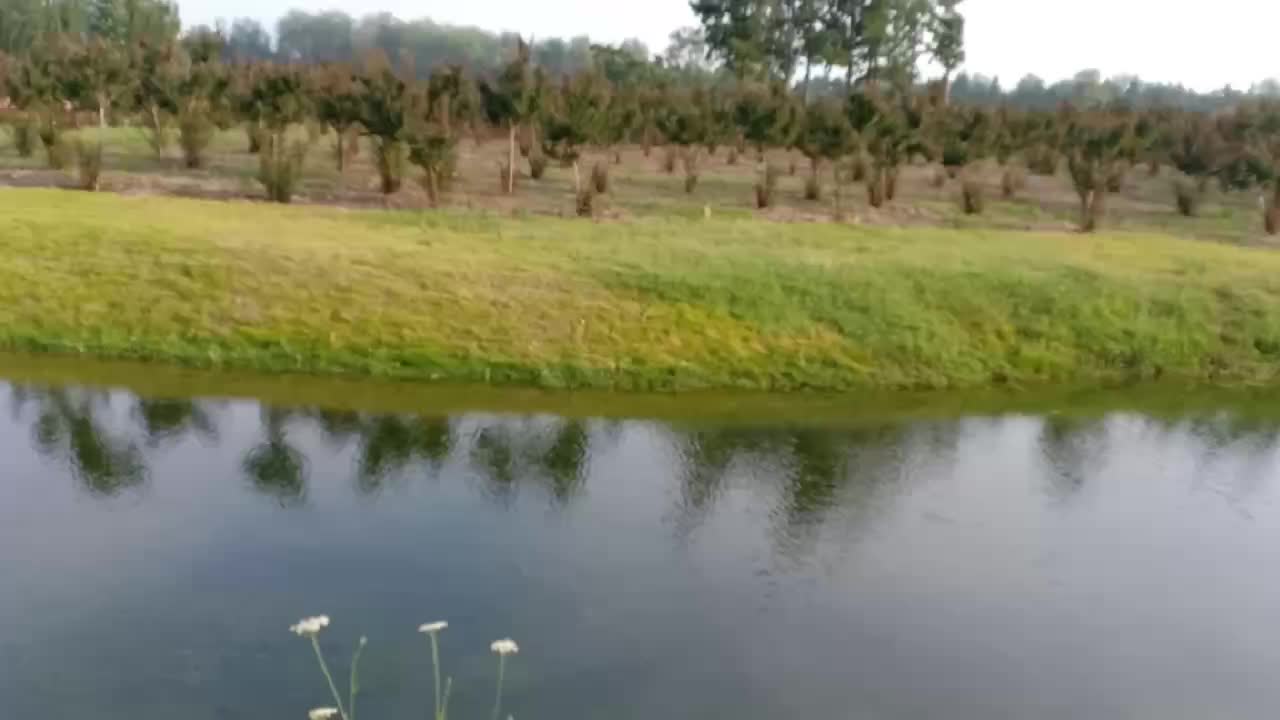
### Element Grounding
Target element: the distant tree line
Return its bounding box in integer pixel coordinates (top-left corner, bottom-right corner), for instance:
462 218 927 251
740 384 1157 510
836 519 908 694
0 0 179 49
0 2 659 79
947 70 1280 113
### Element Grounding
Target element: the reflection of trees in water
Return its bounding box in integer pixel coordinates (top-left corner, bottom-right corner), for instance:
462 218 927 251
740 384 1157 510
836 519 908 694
667 426 874 552
1155 413 1280 508
538 419 589 502
263 408 591 504
311 408 365 449
132 398 219 447
772 426 921 561
471 424 517 500
777 431 845 523
356 415 453 494
670 428 769 539
20 387 147 496
305 408 455 495
668 423 959 561
466 418 593 505
17 377 1280 531
1038 415 1106 503
242 408 308 507
1033 412 1280 507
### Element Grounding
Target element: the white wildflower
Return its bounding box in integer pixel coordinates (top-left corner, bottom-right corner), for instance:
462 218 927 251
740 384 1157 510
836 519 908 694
308 708 340 720
290 615 330 637
419 621 449 634
490 638 519 656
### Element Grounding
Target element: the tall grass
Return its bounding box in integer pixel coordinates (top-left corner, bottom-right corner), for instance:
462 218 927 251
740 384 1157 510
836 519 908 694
5 189 1280 392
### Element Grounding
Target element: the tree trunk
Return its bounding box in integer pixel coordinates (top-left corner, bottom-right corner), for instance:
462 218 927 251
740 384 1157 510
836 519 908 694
942 70 952 106
832 164 843 221
802 62 812 104
336 131 345 173
1266 184 1280 236
507 122 517 195
149 104 163 157
1081 189 1105 232
868 168 885 208
425 168 439 208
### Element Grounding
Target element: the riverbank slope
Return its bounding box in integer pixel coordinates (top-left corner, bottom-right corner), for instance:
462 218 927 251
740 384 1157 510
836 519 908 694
4 188 1279 391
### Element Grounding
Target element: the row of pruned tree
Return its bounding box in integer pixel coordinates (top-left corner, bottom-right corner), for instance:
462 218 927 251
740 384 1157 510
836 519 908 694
3 29 1280 234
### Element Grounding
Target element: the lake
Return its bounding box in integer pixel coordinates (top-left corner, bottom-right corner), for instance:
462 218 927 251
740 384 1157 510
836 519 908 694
3 367 1280 720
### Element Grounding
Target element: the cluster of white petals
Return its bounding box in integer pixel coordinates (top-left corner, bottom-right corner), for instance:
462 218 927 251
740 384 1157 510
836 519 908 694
290 615 331 637
490 638 519 656
308 708 340 720
419 621 449 634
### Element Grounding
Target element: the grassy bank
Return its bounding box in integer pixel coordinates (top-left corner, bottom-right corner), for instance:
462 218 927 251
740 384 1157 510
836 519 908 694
4 188 1280 392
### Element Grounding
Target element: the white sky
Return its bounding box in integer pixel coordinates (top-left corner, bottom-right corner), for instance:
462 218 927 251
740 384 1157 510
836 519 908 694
183 0 1280 91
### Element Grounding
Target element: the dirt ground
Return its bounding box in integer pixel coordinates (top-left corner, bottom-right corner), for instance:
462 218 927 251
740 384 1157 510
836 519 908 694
0 124 1272 245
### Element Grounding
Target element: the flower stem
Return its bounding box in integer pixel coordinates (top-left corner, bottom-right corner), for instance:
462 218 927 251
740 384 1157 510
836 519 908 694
441 676 453 720
349 639 366 720
430 634 442 720
311 636 349 720
490 655 507 720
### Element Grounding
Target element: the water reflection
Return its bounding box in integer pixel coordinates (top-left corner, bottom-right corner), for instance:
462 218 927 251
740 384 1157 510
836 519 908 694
8 380 1280 720
133 398 220 448
306 409 455 493
1038 415 1103 502
17 386 148 496
11 382 1280 531
466 417 595 505
243 408 308 507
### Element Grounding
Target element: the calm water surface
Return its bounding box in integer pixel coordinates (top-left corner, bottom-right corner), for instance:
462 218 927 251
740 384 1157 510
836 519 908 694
2 376 1280 720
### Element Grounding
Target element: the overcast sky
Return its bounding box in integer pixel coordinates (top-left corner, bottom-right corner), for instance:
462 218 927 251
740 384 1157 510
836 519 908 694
182 0 1279 91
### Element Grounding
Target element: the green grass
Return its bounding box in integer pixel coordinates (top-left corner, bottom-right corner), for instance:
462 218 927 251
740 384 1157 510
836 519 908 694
4 187 1280 392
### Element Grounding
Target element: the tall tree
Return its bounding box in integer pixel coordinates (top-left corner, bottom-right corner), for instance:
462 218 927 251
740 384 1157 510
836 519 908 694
662 25 713 74
276 10 354 64
822 0 876 90
689 0 770 79
88 0 178 44
226 18 274 63
929 0 964 104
